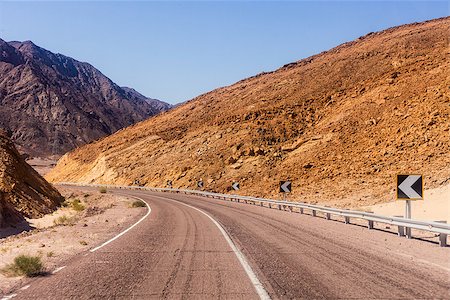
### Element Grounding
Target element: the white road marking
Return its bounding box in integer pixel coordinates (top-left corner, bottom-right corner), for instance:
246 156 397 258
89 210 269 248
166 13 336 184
52 266 66 274
90 196 151 252
150 194 271 300
19 285 30 291
1 294 17 300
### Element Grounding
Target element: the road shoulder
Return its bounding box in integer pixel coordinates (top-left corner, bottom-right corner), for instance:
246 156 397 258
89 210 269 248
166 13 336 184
0 186 147 295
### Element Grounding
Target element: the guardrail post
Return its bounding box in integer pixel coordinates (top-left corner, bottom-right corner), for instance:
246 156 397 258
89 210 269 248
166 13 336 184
405 227 412 239
278 204 282 210
312 210 316 217
439 233 447 247
326 213 331 220
368 220 374 229
299 207 303 214
260 202 263 207
435 221 447 247
394 216 405 237
344 216 350 224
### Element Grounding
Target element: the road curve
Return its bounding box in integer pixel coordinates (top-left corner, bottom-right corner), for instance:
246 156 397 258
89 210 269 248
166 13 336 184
10 190 259 299
7 188 450 299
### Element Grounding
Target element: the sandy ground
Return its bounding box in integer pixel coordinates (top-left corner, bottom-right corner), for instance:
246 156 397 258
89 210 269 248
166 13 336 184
366 183 450 223
26 158 58 176
0 186 146 295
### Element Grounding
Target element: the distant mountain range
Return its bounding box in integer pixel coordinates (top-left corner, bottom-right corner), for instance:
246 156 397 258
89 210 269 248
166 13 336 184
0 39 172 158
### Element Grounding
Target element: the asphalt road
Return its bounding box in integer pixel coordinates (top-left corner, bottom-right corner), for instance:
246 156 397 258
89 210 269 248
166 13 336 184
6 189 450 299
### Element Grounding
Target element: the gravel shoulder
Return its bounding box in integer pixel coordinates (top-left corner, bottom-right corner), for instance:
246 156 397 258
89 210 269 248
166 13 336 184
0 186 146 295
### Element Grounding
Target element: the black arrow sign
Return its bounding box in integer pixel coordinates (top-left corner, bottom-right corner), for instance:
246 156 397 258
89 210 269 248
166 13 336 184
280 181 292 193
397 175 423 200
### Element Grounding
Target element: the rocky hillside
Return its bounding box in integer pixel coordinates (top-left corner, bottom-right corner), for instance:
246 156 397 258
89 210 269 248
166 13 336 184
0 39 172 158
121 87 172 113
0 130 63 227
47 17 450 208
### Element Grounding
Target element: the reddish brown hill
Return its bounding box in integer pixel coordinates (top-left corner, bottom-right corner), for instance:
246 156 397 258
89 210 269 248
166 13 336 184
47 17 449 208
0 39 172 158
0 131 63 227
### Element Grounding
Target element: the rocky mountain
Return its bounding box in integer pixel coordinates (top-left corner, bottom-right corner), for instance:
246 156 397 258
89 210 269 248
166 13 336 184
121 87 172 113
47 17 450 208
0 130 63 227
0 39 172 158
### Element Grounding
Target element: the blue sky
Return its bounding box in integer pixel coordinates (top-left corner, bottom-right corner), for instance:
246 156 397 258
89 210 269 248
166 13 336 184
0 1 447 104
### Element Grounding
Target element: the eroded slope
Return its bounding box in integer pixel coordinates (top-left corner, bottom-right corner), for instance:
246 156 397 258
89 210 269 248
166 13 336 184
47 17 450 207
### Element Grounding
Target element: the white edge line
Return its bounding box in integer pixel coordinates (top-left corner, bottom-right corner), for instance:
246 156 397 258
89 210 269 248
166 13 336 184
90 196 151 252
152 194 271 300
51 266 66 274
1 294 17 300
19 285 30 291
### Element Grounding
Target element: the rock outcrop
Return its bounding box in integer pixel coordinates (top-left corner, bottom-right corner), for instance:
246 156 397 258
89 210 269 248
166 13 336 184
0 130 63 227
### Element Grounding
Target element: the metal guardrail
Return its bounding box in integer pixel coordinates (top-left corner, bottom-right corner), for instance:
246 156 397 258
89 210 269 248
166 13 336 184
58 182 449 247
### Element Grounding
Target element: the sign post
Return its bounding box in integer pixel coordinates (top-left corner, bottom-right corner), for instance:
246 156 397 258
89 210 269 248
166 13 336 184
197 180 204 189
279 181 292 201
397 174 423 239
405 200 412 236
232 182 240 191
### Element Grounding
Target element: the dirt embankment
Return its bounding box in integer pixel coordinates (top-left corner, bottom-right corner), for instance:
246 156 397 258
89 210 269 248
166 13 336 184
47 17 450 208
0 186 147 295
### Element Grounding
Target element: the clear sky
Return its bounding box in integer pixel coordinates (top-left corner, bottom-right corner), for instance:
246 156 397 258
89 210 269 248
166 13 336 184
0 1 447 104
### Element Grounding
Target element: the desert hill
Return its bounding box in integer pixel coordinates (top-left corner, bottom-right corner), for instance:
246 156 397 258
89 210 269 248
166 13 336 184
0 130 63 227
0 39 172 158
47 17 449 207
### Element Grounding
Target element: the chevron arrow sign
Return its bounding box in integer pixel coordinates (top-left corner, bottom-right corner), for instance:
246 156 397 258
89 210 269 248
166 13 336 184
397 175 423 200
197 181 204 188
232 182 240 191
280 181 292 193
